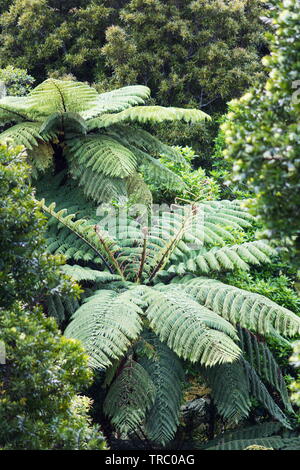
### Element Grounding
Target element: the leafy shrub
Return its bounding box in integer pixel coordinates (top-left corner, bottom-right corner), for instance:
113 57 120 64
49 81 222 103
0 65 35 96
0 143 107 449
223 0 300 260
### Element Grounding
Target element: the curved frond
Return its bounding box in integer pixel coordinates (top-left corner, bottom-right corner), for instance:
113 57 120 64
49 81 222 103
98 106 211 127
65 289 144 368
60 264 122 283
67 134 137 178
81 85 151 119
144 286 241 366
27 79 98 114
201 360 252 423
182 278 300 337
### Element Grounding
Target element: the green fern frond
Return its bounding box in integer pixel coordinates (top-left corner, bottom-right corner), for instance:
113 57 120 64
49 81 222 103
65 289 144 368
81 85 151 119
137 331 184 445
201 360 252 423
67 134 137 178
0 122 47 149
168 241 275 276
60 264 122 283
27 79 98 114
182 278 300 337
98 106 211 127
103 358 156 435
40 111 87 136
144 286 241 366
203 436 282 450
243 359 291 428
238 327 293 413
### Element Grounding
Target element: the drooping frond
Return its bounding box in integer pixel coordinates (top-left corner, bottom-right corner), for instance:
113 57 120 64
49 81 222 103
201 360 252 423
168 241 275 276
27 142 54 176
137 331 184 445
0 95 34 124
181 278 300 337
103 358 156 435
0 122 52 149
243 359 291 428
60 264 122 283
202 436 282 450
144 286 241 366
65 289 144 369
45 292 80 324
94 124 187 166
97 106 211 127
27 79 98 115
197 421 282 450
238 327 293 412
81 85 151 119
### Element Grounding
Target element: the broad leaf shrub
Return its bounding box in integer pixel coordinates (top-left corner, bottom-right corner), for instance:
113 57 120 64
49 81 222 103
222 0 300 262
0 144 107 449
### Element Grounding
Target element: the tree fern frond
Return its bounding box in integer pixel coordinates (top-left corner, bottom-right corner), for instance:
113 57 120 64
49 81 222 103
202 436 282 450
27 79 98 114
65 289 144 368
104 125 187 166
137 331 184 445
81 85 151 119
243 359 291 428
168 241 275 276
103 358 156 435
144 286 241 366
0 122 46 150
67 134 137 178
98 106 211 127
60 264 122 283
201 360 252 423
238 327 293 413
182 278 300 337
40 111 87 136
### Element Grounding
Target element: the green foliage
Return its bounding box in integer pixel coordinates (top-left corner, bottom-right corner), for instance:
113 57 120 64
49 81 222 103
0 304 107 450
0 0 114 81
0 66 35 96
0 144 107 449
102 0 267 109
289 342 300 408
0 78 210 204
38 195 300 445
223 0 300 260
0 144 77 309
146 146 220 204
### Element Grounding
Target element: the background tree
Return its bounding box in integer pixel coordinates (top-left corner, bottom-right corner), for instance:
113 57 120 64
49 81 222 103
0 0 114 81
101 0 268 158
223 0 300 264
